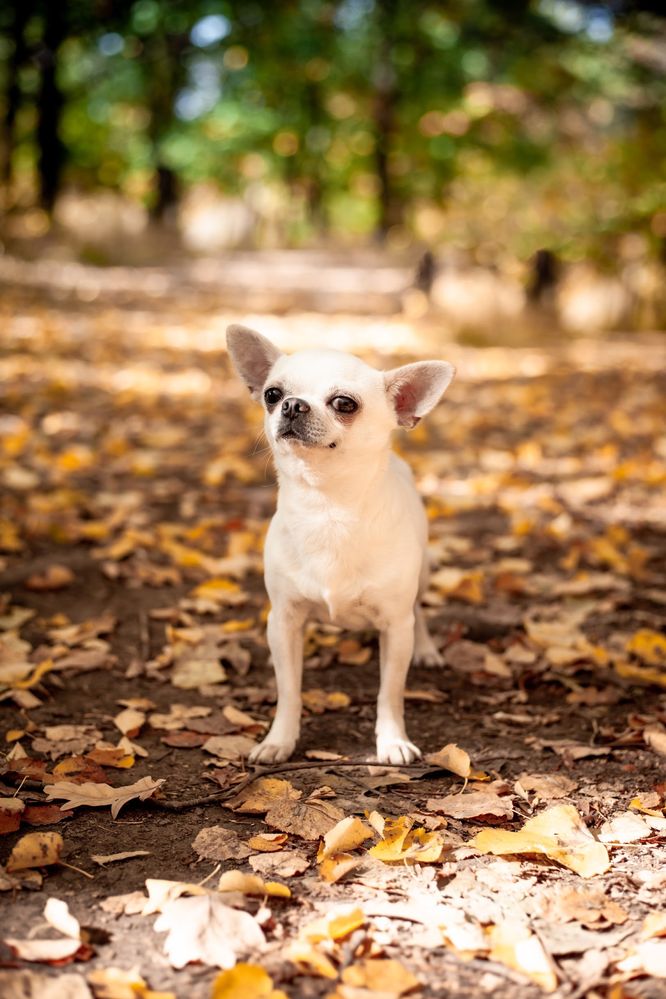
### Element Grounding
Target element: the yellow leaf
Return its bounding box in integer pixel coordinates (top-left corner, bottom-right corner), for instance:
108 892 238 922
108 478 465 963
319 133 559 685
212 963 288 999
230 777 302 814
472 804 610 878
302 689 351 713
13 658 54 690
247 832 288 852
303 907 366 943
218 870 291 897
342 958 420 995
285 940 338 979
317 853 360 884
614 658 666 689
425 742 471 778
221 618 256 633
487 922 558 992
368 816 413 861
6 831 63 871
320 816 374 859
626 629 666 667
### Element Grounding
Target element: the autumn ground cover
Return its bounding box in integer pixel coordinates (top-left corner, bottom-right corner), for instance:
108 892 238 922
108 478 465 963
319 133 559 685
1 260 666 999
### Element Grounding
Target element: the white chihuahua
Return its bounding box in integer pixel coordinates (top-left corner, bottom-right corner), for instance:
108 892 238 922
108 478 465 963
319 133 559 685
226 325 455 765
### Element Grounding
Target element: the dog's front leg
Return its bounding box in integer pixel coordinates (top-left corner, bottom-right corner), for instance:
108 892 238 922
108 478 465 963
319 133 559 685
376 614 421 765
250 604 305 764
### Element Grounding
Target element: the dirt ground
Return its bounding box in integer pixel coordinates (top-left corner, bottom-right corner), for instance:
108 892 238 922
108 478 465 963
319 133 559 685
1 261 665 999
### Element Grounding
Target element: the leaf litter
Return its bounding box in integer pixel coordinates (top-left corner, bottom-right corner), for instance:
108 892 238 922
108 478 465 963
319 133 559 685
1 289 666 997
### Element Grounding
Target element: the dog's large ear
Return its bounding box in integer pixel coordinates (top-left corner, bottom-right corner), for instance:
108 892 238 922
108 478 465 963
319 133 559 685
384 361 455 429
226 325 283 400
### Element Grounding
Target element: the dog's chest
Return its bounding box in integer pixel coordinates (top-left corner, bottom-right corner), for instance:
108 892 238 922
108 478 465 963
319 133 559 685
284 518 387 628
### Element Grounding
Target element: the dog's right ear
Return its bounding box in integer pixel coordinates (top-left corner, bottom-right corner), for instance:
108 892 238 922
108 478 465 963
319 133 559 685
226 325 283 400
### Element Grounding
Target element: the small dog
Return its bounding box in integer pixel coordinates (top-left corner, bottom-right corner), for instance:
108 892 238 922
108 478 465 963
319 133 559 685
226 325 455 764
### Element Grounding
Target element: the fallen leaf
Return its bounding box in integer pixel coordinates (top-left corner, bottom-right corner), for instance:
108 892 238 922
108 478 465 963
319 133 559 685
217 870 290 898
0 797 24 835
0 970 92 997
229 778 301 814
6 831 63 871
192 827 252 862
644 724 666 756
341 958 420 995
302 689 351 713
249 852 310 877
425 743 471 778
25 564 75 591
320 816 374 859
626 629 666 666
113 707 146 737
426 791 513 820
516 773 577 800
487 920 558 992
472 804 610 877
369 816 444 863
91 850 151 866
247 833 288 853
265 797 345 840
153 894 265 969
598 810 652 844
211 963 288 999
540 885 628 926
43 776 164 818
203 735 257 760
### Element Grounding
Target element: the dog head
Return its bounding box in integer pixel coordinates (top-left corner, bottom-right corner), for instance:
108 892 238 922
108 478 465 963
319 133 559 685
226 324 454 463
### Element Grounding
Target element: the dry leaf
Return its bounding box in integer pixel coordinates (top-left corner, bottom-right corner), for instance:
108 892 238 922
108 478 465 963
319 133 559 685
203 735 257 760
426 791 513 820
341 958 420 995
425 743 471 778
598 810 652 844
113 707 146 737
302 689 351 713
249 852 310 878
320 816 374 859
516 773 577 800
217 870 290 898
472 804 610 877
153 894 265 969
644 724 666 756
192 827 252 862
25 564 74 591
265 797 345 840
6 831 63 871
317 853 361 884
369 816 444 863
540 886 628 926
247 833 288 853
229 777 302 814
91 850 151 866
43 776 164 818
211 963 288 999
487 921 558 992
0 970 92 997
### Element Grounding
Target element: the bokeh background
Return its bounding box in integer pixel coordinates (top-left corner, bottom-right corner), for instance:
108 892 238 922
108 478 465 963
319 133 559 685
1 0 665 335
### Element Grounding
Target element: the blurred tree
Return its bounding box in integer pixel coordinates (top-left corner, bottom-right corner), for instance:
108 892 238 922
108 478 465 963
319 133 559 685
0 0 663 257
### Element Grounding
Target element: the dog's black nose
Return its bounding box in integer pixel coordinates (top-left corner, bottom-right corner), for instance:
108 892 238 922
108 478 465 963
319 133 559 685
281 397 310 420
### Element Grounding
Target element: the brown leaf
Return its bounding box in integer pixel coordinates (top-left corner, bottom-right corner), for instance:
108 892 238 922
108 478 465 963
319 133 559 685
265 797 345 840
426 790 513 820
192 827 252 862
25 564 75 591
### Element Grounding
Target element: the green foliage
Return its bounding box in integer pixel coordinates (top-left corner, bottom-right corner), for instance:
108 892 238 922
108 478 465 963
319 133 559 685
1 0 664 256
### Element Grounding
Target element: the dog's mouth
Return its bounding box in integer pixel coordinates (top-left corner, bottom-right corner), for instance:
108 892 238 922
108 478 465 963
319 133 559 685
276 428 337 449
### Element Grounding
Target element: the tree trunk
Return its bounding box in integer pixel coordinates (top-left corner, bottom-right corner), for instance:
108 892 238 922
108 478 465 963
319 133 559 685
373 0 401 241
146 30 186 222
36 1 66 213
2 0 32 209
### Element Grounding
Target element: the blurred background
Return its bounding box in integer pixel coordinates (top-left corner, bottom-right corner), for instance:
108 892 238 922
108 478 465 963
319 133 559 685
0 0 665 336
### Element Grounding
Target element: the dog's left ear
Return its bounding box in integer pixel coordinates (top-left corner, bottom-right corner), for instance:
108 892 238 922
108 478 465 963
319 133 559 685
226 324 284 400
384 361 455 429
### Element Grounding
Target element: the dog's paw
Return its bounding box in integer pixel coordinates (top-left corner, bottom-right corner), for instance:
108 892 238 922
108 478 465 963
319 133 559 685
249 740 296 765
376 738 422 766
412 648 444 667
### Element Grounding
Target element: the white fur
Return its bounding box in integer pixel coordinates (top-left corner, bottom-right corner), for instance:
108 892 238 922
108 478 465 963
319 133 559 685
226 325 455 764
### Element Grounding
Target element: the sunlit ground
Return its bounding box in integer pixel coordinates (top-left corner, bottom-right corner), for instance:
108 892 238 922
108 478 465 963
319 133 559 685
1 256 665 998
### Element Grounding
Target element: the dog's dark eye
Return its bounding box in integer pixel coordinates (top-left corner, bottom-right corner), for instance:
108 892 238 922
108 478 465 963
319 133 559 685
330 396 358 414
264 387 283 407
